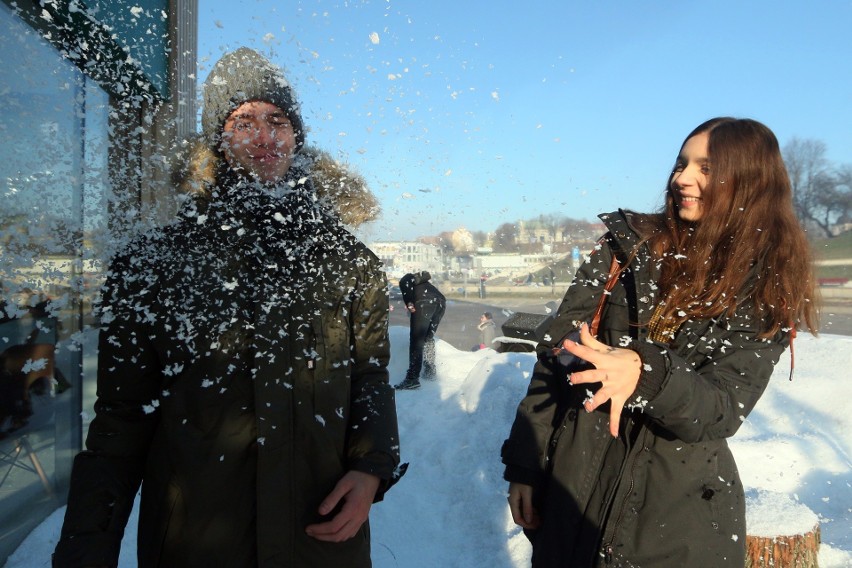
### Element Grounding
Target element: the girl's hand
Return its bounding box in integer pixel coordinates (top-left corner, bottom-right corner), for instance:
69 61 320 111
507 482 541 529
561 323 642 437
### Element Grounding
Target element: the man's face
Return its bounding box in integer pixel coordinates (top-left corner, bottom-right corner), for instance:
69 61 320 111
220 100 296 183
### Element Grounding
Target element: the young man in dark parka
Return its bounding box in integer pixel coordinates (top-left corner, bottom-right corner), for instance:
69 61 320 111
53 47 402 568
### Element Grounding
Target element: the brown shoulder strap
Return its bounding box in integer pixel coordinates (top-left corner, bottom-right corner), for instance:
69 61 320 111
589 253 622 336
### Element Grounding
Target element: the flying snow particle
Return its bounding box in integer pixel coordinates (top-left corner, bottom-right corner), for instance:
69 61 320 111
262 33 275 43
491 91 499 101
401 192 415 200
22 357 48 373
130 6 144 17
223 280 238 291
315 414 326 426
214 20 223 28
369 32 380 44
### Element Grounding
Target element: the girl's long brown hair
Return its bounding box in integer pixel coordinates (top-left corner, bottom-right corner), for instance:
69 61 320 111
635 117 818 338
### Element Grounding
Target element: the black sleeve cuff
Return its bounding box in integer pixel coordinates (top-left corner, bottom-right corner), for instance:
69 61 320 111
626 339 669 404
503 464 545 488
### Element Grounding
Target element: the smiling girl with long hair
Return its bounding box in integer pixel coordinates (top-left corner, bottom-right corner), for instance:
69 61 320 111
502 117 818 567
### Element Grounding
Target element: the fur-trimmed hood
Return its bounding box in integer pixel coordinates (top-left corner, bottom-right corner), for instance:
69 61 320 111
172 138 381 228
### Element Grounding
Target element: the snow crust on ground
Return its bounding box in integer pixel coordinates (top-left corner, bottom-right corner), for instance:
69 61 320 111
8 329 852 567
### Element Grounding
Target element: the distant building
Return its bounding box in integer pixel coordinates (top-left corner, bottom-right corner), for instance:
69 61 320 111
370 241 443 279
473 253 552 276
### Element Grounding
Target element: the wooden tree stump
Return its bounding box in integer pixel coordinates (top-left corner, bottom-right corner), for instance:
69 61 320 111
745 525 820 568
745 489 820 568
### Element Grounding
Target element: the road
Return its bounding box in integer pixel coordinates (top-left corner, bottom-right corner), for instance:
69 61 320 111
389 295 852 352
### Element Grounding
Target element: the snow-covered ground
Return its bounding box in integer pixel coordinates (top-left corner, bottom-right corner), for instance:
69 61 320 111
9 328 852 567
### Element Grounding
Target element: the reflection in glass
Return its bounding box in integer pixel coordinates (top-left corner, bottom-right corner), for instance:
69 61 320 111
0 2 108 559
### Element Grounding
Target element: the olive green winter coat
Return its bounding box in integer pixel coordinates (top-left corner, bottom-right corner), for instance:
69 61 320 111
54 152 400 568
502 209 789 567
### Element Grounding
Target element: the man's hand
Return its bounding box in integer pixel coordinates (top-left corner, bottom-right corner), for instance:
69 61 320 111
561 323 642 437
507 482 541 529
305 471 381 542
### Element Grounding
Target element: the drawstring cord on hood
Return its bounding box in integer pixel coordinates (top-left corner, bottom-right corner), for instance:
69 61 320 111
788 325 797 381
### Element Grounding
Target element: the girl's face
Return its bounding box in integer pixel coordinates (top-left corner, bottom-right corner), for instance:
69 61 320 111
670 131 710 222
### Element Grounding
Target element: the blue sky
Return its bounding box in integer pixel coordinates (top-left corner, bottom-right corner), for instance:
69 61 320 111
197 0 852 241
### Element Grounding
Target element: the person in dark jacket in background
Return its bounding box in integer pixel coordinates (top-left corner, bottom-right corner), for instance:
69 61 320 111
53 47 401 568
395 271 445 390
477 311 497 350
502 118 818 567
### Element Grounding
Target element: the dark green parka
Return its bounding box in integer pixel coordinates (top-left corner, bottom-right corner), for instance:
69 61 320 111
502 210 789 567
54 155 400 567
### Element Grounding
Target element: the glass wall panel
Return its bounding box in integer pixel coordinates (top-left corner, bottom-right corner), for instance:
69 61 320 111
0 2 109 560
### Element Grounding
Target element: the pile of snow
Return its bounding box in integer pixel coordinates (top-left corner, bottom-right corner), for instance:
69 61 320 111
8 329 852 567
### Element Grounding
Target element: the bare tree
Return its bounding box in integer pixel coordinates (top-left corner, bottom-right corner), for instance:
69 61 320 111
471 230 489 249
492 222 518 252
781 138 852 238
783 137 827 226
835 165 852 226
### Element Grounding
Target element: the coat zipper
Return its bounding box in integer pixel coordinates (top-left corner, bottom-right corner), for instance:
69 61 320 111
601 425 649 564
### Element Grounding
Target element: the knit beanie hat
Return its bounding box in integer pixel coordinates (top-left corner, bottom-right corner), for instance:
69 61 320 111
201 47 305 149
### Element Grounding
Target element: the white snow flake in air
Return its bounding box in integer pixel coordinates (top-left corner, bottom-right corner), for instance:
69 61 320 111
273 212 286 223
196 214 208 225
401 192 415 199
369 32 380 44
491 91 499 101
315 414 326 426
262 33 275 43
731 534 738 542
130 6 144 17
142 399 159 414
223 280 238 291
